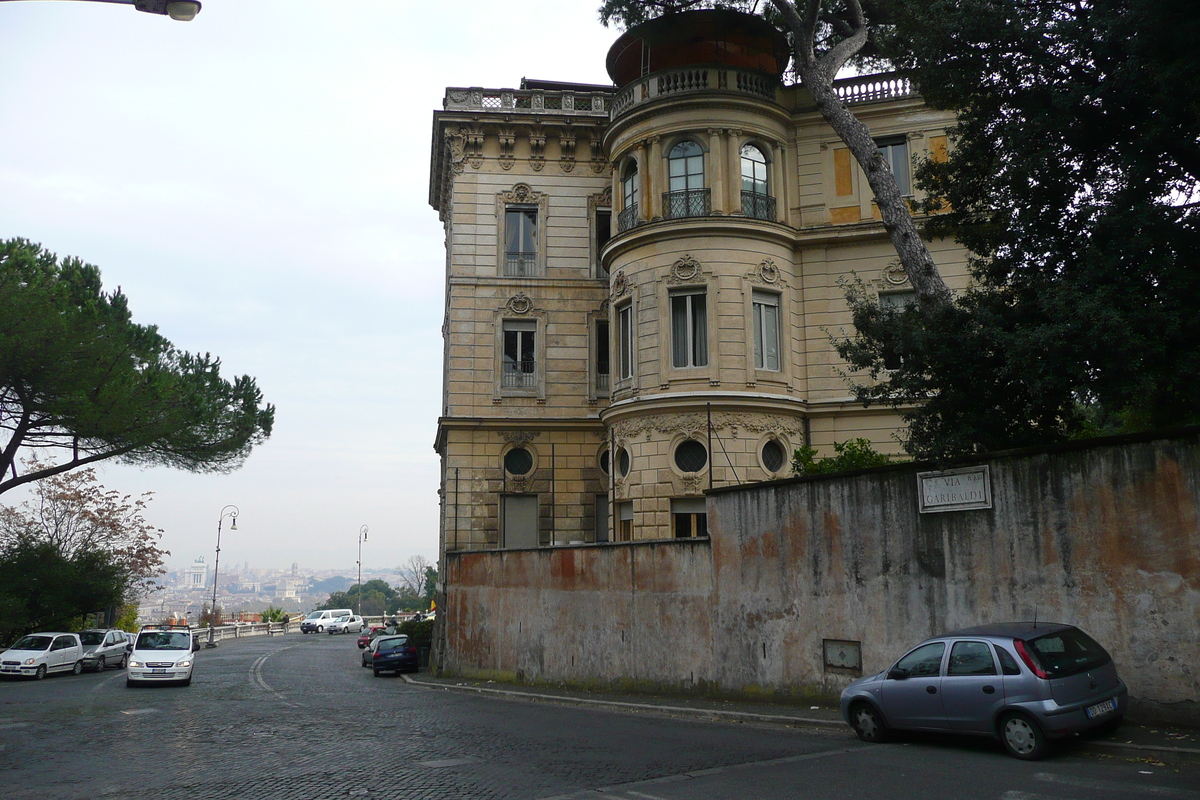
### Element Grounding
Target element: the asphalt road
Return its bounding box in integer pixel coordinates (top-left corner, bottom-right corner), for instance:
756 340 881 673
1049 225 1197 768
0 633 1196 800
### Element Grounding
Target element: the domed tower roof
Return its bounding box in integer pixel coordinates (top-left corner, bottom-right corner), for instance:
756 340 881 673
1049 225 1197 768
606 8 791 89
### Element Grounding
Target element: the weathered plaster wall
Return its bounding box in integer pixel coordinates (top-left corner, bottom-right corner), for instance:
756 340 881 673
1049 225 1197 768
443 539 715 689
442 430 1200 724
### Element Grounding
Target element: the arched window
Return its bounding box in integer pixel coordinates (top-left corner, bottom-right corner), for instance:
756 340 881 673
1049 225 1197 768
740 143 775 220
619 161 639 232
666 140 710 218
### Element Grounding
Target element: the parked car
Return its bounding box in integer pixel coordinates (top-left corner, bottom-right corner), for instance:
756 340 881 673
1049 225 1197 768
367 634 418 676
327 614 364 635
126 626 199 687
357 626 386 649
79 629 131 672
0 633 83 680
840 622 1127 760
300 608 352 634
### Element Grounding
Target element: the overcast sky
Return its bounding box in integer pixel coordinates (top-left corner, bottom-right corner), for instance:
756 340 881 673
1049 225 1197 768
0 0 617 575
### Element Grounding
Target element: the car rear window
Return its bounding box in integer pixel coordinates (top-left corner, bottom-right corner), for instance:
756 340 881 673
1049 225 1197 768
79 632 105 646
377 637 409 652
1026 628 1111 678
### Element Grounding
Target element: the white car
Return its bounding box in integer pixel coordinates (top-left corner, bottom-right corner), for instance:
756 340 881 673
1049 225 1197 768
327 614 365 634
126 627 198 687
0 633 83 680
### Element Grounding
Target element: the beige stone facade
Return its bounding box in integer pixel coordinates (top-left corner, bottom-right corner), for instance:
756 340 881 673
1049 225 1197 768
429 16 968 554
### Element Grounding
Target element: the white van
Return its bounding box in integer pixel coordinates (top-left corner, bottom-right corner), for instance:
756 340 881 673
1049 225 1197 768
300 609 352 634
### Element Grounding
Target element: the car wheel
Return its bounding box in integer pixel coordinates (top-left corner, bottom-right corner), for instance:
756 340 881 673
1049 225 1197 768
316 626 324 633
850 702 889 743
118 654 128 670
181 676 192 687
1000 712 1049 760
126 678 137 688
72 661 83 676
34 665 47 681
94 656 106 672
373 669 382 677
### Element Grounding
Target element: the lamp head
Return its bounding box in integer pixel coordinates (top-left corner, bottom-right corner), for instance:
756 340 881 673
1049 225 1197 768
230 516 238 531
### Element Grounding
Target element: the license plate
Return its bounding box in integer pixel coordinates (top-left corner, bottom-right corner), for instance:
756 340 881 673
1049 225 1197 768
150 668 167 674
1086 699 1116 719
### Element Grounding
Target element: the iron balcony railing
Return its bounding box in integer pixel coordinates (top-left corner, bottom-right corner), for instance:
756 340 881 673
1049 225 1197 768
741 191 776 221
502 361 537 388
617 204 640 232
504 252 537 277
595 363 610 392
663 188 711 219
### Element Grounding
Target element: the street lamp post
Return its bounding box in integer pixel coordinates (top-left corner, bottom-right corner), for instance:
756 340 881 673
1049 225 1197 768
207 504 238 648
0 0 202 21
357 525 368 617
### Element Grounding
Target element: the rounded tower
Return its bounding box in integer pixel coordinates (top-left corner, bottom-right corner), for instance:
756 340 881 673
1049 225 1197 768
601 10 802 540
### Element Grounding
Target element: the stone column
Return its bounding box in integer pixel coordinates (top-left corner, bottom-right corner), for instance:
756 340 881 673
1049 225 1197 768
726 129 743 215
771 141 787 224
647 136 663 220
708 128 726 215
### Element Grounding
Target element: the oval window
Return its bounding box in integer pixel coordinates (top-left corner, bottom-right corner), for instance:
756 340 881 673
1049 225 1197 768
504 447 533 475
762 439 786 473
674 440 708 473
599 449 611 475
617 447 631 477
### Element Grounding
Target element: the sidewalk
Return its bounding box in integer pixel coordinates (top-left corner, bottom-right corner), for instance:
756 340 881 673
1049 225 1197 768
403 672 1200 767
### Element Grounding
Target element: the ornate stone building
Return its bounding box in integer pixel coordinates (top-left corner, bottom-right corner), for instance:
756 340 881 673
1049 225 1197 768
429 10 967 552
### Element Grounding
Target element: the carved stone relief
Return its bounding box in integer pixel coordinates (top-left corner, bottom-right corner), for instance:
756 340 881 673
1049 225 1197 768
667 255 703 285
529 126 546 172
506 292 534 315
500 430 540 446
757 259 780 284
501 183 543 205
882 261 910 286
612 269 630 299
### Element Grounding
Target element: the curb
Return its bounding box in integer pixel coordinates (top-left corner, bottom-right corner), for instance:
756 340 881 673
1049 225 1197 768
402 675 1200 766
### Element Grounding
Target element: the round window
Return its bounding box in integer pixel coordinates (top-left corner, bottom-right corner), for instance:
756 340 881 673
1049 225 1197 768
504 447 533 475
674 440 708 473
599 450 611 475
617 447 630 477
762 439 786 473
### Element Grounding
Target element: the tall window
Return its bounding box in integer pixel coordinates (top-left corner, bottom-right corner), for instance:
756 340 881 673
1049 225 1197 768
595 208 612 274
752 290 780 371
619 162 639 232
671 290 708 368
504 208 538 276
672 498 708 538
617 303 634 379
617 501 633 541
665 140 710 218
879 290 916 370
595 320 610 393
502 320 536 388
740 143 774 220
875 136 911 196
501 494 539 549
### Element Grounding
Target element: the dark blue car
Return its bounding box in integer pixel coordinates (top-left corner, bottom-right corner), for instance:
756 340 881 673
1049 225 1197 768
370 635 418 677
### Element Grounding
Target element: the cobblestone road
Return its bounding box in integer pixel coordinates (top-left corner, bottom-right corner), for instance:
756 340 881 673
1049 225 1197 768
1 633 1197 800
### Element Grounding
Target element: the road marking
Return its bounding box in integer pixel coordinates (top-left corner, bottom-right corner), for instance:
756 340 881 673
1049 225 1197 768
119 709 157 716
0 723 28 729
1034 771 1200 798
248 645 299 707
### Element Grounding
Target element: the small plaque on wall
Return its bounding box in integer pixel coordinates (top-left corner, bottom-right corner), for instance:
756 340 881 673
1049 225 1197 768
823 639 862 674
918 465 992 513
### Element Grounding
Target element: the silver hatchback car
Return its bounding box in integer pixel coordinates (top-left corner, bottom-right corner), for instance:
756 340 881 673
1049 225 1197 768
840 622 1127 760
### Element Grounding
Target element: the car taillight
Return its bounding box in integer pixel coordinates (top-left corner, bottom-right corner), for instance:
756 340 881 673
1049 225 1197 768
374 652 382 659
1013 639 1048 679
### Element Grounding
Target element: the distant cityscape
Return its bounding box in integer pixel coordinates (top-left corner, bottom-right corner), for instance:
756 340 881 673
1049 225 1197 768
136 557 407 624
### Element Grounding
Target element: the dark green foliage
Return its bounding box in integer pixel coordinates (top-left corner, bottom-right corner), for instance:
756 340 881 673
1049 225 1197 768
0 238 274 494
397 619 434 651
834 0 1200 457
792 437 891 476
0 541 125 642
